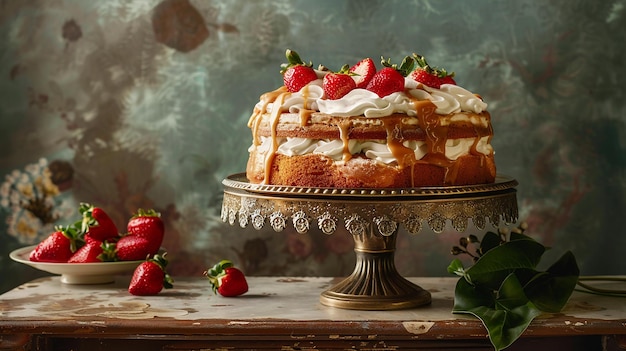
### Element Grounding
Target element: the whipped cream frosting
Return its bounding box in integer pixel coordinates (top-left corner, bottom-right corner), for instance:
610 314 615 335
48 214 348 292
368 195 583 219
253 136 493 164
256 73 488 118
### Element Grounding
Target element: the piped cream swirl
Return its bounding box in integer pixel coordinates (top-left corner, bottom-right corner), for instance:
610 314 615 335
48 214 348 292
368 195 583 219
256 73 488 118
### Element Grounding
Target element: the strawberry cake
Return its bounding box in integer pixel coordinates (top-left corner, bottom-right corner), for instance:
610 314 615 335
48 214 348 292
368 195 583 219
246 50 496 188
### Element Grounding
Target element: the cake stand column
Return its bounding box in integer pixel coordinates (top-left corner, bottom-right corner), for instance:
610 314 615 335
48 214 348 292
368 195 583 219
319 224 431 310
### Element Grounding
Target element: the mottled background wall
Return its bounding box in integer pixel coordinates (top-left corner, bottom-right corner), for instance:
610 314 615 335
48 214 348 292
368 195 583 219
1 0 625 293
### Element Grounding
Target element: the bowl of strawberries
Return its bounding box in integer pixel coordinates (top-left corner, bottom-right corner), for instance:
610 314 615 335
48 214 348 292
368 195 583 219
10 246 147 284
10 203 166 285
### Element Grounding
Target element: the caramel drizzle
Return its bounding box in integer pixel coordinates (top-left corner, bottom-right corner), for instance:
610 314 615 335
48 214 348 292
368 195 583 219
338 119 353 162
248 86 290 184
469 111 493 181
408 98 457 185
470 111 494 156
299 85 314 126
248 86 289 147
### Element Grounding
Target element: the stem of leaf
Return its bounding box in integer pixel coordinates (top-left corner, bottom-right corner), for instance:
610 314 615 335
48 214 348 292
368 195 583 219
575 276 626 297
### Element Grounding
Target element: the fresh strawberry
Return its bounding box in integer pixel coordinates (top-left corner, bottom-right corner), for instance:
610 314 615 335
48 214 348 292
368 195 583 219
126 208 164 254
366 56 414 97
68 240 116 263
410 69 442 89
440 75 457 86
79 203 119 242
128 254 173 296
349 57 376 88
116 235 154 261
29 226 80 263
409 53 456 89
204 259 248 297
280 49 318 93
323 65 356 100
366 67 405 97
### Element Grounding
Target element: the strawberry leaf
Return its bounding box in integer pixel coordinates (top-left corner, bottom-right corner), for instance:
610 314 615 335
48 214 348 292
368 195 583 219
280 49 313 73
380 56 415 77
412 53 455 78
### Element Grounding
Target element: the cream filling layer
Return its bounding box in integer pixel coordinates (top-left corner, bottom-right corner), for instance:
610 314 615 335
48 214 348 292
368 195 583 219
251 136 493 164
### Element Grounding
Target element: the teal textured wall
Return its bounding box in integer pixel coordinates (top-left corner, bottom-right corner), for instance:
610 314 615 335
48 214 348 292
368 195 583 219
1 0 625 293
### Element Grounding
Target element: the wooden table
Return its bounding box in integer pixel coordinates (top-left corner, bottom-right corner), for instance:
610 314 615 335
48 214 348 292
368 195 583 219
0 276 624 350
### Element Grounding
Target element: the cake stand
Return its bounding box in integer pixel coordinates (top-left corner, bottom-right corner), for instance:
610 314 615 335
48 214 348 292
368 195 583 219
221 173 518 310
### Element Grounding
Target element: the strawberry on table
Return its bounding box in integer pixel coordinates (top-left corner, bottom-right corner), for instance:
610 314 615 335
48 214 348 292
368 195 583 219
116 235 154 261
128 254 173 296
349 57 376 89
126 208 164 254
68 240 116 263
323 65 356 100
409 53 456 89
79 203 119 242
204 259 248 297
281 49 318 93
29 226 80 263
366 56 415 98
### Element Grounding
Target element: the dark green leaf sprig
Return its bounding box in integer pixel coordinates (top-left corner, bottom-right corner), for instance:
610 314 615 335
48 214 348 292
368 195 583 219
448 223 580 351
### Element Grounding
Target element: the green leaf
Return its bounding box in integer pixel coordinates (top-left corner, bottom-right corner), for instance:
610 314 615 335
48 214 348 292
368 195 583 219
452 276 495 311
447 258 466 277
508 231 533 242
449 228 580 350
479 231 502 254
523 251 580 312
454 274 542 351
465 239 546 289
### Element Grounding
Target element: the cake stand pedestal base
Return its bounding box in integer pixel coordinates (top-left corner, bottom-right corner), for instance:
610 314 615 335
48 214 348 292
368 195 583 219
320 228 431 310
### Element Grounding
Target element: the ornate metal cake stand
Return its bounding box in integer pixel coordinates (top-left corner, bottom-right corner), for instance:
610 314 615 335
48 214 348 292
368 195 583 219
221 173 518 310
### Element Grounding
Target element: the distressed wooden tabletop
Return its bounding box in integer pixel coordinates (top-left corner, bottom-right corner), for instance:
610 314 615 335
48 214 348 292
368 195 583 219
0 276 624 341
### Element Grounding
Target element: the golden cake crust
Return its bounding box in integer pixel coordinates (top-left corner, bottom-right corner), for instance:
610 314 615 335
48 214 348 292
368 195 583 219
246 151 496 188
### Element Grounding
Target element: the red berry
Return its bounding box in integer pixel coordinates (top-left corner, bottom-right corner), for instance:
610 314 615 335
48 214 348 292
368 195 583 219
441 75 457 86
127 209 164 254
323 72 356 99
128 254 173 296
80 203 119 242
349 57 376 89
283 65 318 93
410 69 443 89
116 235 154 261
205 260 248 297
280 49 318 93
68 240 116 263
410 53 456 89
218 267 249 297
366 67 405 97
29 228 78 263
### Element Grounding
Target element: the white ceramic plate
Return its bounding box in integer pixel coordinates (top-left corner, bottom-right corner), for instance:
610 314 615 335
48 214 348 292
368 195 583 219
10 245 144 284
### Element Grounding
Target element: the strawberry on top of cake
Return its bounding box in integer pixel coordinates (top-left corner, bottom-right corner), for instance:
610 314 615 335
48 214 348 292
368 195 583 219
246 49 495 188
